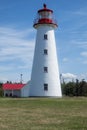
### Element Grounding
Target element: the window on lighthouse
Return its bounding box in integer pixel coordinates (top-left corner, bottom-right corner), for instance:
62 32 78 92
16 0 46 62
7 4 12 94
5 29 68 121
44 84 48 91
44 67 48 73
44 34 48 40
44 49 48 55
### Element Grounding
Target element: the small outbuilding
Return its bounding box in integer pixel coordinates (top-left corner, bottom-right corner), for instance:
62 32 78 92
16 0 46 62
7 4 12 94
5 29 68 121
3 82 29 97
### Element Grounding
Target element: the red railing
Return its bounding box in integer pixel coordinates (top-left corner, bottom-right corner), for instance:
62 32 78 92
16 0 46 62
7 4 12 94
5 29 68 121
33 18 58 27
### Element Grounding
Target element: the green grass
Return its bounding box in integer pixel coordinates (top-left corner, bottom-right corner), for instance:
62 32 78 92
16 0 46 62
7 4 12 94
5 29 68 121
0 97 87 130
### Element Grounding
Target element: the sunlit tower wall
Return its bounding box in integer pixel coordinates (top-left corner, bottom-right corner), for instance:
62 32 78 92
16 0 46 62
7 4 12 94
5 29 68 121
29 4 62 97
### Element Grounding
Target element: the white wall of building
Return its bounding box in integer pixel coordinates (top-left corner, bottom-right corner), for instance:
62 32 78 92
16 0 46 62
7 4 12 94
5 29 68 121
4 82 30 97
21 81 30 97
4 90 12 97
4 90 21 97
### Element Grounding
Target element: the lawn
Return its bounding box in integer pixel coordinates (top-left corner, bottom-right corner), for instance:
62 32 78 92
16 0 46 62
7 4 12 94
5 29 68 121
0 97 87 130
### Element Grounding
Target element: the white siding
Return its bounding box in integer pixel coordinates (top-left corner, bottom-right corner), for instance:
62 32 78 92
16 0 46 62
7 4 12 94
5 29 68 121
30 25 62 97
21 82 30 97
4 90 12 97
4 90 21 97
13 90 21 97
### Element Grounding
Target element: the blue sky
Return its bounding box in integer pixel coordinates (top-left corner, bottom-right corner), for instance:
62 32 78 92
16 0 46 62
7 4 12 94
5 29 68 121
0 0 87 83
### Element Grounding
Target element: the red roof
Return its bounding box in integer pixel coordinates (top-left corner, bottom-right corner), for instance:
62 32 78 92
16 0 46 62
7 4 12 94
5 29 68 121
3 83 26 90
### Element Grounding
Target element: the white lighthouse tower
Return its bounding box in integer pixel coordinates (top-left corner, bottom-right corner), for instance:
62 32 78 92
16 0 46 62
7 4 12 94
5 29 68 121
29 4 62 97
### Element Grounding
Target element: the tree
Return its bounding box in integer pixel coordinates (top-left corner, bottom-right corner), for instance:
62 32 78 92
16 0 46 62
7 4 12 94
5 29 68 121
79 80 87 96
63 82 75 96
61 79 87 97
0 83 3 97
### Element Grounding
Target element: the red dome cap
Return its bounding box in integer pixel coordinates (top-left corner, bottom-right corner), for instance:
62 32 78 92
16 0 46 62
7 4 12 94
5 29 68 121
38 4 53 13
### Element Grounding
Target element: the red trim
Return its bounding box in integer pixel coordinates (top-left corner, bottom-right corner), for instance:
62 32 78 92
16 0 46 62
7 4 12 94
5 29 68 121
38 18 53 24
38 8 53 13
33 18 58 27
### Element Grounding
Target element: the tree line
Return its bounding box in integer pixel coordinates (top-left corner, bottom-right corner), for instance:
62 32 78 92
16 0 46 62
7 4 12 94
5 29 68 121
0 83 3 97
62 79 87 96
0 79 87 97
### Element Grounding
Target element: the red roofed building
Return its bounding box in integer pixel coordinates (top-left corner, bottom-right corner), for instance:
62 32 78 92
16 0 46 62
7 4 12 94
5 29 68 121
3 82 30 97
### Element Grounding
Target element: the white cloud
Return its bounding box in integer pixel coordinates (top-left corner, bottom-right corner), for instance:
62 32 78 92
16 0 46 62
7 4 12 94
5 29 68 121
61 73 87 82
0 27 34 38
80 52 87 57
62 58 68 62
82 61 87 64
62 73 77 79
0 26 35 59
0 26 35 82
77 73 87 81
75 41 87 49
0 76 8 83
73 9 87 16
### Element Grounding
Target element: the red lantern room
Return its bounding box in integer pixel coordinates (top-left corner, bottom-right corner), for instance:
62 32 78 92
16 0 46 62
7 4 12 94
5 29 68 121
33 4 58 28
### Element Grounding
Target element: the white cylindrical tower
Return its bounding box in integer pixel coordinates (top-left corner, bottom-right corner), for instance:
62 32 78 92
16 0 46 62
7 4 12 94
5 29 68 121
29 4 62 97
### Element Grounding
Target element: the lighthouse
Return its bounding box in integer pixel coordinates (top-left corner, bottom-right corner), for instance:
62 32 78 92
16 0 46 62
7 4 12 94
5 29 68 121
29 4 62 97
